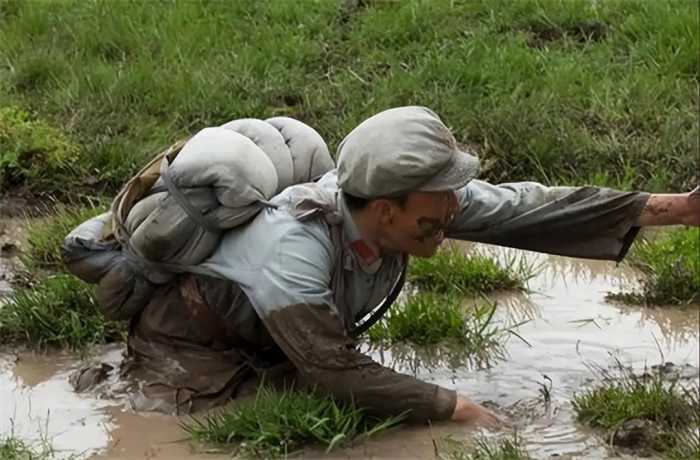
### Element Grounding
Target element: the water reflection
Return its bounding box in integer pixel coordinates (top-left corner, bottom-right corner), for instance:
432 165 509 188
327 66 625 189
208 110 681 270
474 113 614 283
488 291 541 325
612 302 700 353
363 340 505 377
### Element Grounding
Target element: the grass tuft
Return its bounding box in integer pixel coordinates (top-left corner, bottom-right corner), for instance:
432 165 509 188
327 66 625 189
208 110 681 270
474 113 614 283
0 273 124 349
573 360 699 456
20 202 109 271
437 434 532 460
182 386 405 458
0 436 56 460
408 246 532 295
367 292 508 367
608 228 699 306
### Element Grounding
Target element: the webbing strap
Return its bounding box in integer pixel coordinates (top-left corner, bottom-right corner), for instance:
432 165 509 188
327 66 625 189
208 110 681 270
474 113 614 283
159 157 220 234
350 258 407 338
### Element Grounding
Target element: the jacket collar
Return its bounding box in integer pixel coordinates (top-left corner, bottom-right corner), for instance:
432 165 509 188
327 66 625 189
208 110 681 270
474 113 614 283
337 191 382 273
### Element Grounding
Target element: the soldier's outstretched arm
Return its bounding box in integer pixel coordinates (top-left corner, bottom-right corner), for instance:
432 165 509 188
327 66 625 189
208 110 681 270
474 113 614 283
446 180 655 261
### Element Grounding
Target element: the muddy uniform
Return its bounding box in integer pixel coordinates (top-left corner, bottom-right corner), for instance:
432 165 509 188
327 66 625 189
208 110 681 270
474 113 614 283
124 170 649 419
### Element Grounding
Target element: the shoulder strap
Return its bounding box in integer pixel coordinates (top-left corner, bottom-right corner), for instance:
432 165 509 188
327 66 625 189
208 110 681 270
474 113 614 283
350 256 407 338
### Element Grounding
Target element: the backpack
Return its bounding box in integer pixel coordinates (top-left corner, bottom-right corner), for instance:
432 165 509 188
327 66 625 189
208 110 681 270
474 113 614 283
62 117 334 320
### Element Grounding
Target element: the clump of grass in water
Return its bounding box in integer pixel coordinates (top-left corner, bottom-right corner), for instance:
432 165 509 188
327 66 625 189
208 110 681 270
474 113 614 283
408 246 533 295
183 386 405 458
368 292 503 347
573 360 699 457
437 434 532 460
20 202 108 271
0 273 124 349
608 228 699 306
0 436 62 460
0 437 39 460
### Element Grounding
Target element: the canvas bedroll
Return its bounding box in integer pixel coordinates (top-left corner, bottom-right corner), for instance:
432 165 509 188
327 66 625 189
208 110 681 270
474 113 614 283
63 117 334 320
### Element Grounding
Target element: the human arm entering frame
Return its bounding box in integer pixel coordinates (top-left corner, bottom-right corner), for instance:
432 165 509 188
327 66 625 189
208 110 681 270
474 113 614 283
635 187 700 227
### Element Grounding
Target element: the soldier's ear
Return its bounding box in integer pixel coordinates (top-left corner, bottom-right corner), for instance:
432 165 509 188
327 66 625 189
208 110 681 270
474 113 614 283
369 198 396 225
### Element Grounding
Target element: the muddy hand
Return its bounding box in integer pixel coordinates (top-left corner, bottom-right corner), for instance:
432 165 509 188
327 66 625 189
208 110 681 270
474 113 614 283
451 395 508 429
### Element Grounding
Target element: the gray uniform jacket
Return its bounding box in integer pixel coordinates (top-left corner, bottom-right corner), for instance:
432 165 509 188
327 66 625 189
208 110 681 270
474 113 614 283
125 170 649 420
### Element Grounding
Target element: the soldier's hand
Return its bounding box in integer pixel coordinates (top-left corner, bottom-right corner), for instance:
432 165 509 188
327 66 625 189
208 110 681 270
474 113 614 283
451 395 506 429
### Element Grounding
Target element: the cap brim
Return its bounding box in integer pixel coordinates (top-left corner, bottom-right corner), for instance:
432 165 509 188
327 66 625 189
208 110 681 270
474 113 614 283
418 148 480 192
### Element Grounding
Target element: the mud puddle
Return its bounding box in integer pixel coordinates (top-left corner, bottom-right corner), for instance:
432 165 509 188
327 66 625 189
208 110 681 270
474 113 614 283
1 244 698 459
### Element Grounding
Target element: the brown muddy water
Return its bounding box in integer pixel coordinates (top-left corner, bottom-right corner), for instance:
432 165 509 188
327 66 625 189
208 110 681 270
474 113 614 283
0 229 698 459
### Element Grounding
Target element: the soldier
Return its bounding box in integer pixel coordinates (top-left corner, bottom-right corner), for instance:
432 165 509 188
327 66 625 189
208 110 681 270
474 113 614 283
96 106 699 425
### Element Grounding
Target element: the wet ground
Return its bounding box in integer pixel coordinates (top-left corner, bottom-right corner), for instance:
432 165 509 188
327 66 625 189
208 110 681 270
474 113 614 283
0 231 698 459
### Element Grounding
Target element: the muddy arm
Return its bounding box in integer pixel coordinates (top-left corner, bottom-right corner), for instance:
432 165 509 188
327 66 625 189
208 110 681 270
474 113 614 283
447 180 650 262
246 227 456 422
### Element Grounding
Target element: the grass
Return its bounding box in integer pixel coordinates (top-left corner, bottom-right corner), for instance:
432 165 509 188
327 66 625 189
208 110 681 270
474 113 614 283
573 360 699 457
182 385 405 458
437 434 533 460
408 246 533 295
368 246 529 365
20 202 109 271
0 0 697 198
0 273 124 349
0 436 62 460
367 292 505 353
0 106 82 194
607 228 699 306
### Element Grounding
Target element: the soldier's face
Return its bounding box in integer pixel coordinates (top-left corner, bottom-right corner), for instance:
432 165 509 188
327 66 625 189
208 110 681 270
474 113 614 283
378 191 458 257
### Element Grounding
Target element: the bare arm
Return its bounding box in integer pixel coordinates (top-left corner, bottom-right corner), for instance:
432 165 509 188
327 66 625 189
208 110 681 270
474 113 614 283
635 188 700 227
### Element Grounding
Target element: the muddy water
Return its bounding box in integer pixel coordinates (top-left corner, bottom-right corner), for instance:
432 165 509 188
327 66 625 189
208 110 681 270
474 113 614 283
0 244 698 459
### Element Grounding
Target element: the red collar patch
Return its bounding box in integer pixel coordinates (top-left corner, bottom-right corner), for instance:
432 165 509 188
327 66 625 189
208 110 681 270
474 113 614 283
350 240 379 266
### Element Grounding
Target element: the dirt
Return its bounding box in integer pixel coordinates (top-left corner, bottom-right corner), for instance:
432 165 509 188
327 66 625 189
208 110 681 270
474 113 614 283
1 244 698 459
525 20 609 48
0 194 31 218
0 217 24 297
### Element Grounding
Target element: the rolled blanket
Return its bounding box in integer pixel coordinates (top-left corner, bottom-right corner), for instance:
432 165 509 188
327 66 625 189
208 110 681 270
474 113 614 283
63 116 333 320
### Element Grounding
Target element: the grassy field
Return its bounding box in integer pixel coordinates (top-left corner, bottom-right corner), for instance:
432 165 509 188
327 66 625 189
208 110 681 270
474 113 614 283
0 0 697 198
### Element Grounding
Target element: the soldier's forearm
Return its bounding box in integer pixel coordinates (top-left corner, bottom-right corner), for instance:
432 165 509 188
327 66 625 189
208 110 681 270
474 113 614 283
635 191 700 227
263 303 457 422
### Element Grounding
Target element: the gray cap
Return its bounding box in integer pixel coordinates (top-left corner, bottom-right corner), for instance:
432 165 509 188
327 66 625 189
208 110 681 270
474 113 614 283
337 106 480 198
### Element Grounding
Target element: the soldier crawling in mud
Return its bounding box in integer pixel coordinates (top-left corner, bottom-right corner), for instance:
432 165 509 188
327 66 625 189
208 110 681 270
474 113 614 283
64 106 700 426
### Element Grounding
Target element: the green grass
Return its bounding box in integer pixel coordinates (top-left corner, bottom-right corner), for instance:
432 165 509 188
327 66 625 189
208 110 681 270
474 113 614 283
20 202 109 271
573 361 699 457
608 228 699 306
0 436 57 460
0 106 82 194
0 0 697 197
0 273 124 349
408 246 533 295
367 292 509 367
182 385 405 458
437 434 532 460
